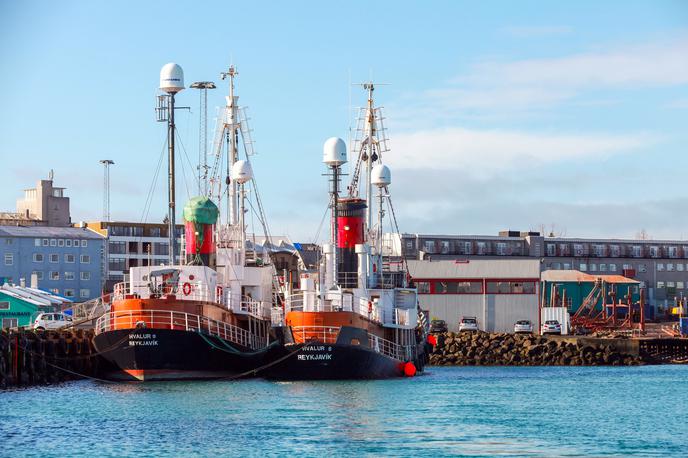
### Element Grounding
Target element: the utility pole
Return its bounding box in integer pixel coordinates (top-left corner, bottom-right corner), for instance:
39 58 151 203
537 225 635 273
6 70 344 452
190 81 216 195
99 159 114 222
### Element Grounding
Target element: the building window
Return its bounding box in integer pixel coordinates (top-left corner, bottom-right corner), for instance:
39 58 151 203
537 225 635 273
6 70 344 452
64 289 75 298
58 239 64 247
4 253 13 266
496 242 507 255
66 239 72 247
42 239 49 246
80 289 90 298
416 281 430 294
563 263 571 270
657 281 665 289
609 245 620 257
0 301 9 310
668 246 678 258
81 240 87 247
80 255 90 264
546 244 556 256
33 253 44 262
649 246 659 258
35 238 41 247
678 281 685 289
150 227 161 237
50 239 56 246
667 263 674 272
678 264 685 272
65 254 75 263
623 264 632 270
423 240 436 254
80 271 91 281
657 263 665 272
49 254 59 263
573 244 584 256
2 318 18 328
609 264 617 272
64 272 75 280
440 241 450 254
599 264 607 272
590 264 597 272
73 239 79 246
580 263 588 271
486 281 536 294
462 242 472 255
476 242 487 255
109 258 126 271
638 264 647 273
109 241 126 254
32 271 43 280
592 244 605 257
49 271 59 280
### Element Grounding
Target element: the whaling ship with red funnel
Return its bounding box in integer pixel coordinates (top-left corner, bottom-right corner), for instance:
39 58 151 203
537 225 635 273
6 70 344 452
266 84 432 379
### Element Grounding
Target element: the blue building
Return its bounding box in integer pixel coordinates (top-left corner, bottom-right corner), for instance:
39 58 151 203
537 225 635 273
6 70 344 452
0 226 105 301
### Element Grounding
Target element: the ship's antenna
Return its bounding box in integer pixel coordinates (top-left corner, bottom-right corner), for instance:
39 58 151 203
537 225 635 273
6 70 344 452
190 81 216 195
157 63 186 265
219 65 240 226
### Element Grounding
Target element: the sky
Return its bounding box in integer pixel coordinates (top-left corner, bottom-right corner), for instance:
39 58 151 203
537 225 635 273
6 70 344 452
1 0 687 242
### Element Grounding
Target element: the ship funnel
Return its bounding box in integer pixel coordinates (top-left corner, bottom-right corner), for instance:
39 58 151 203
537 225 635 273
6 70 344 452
231 160 253 184
160 63 185 94
323 137 347 166
371 164 391 188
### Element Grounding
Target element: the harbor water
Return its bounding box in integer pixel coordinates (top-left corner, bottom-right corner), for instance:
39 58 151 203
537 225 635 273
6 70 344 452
1 365 687 457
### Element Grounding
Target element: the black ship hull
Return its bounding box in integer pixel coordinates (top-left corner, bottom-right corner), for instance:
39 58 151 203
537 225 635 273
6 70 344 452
264 326 428 380
93 328 272 381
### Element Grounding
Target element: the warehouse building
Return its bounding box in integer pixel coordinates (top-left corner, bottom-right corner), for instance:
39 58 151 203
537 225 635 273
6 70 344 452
408 259 541 333
392 231 688 313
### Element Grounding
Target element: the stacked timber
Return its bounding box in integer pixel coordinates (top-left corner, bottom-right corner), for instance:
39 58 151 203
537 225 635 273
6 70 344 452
429 331 646 366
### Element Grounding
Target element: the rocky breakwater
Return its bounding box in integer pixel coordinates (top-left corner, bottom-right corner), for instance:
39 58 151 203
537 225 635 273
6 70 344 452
430 331 646 366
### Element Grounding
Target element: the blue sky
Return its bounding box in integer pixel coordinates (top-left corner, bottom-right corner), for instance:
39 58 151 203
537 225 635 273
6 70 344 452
1 1 687 241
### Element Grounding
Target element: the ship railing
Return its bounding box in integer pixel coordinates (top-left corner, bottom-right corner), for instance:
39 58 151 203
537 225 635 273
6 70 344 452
112 280 216 303
290 325 340 344
236 297 270 319
95 309 264 350
284 291 353 313
337 271 359 289
368 334 409 361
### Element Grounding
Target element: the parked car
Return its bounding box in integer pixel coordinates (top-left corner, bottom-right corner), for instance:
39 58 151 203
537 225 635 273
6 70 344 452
429 319 448 333
33 312 72 331
541 320 562 335
458 316 479 332
514 320 533 334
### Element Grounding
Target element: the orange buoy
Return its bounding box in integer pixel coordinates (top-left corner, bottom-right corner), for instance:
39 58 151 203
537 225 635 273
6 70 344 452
403 362 416 377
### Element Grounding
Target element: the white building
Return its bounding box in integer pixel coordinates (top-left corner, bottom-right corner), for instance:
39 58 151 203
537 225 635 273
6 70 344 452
408 259 541 333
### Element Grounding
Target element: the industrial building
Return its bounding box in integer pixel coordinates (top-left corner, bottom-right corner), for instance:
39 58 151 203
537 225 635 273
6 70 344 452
394 231 688 313
0 226 105 300
407 259 541 333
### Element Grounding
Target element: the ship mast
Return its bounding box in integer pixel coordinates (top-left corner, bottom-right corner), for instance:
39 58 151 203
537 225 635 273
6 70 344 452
220 66 240 227
157 63 186 265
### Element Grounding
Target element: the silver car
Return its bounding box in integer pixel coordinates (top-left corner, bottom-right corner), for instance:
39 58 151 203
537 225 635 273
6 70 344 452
514 320 533 333
541 320 562 335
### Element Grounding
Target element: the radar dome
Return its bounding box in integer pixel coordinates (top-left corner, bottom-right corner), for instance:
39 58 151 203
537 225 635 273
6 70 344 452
323 137 347 166
371 164 391 187
160 63 185 94
231 160 253 184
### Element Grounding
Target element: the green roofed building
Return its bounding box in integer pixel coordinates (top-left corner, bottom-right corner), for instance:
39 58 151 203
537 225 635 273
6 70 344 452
0 284 73 328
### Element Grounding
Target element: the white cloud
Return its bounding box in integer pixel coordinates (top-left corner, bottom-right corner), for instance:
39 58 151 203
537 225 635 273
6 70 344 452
461 38 688 88
387 127 658 173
